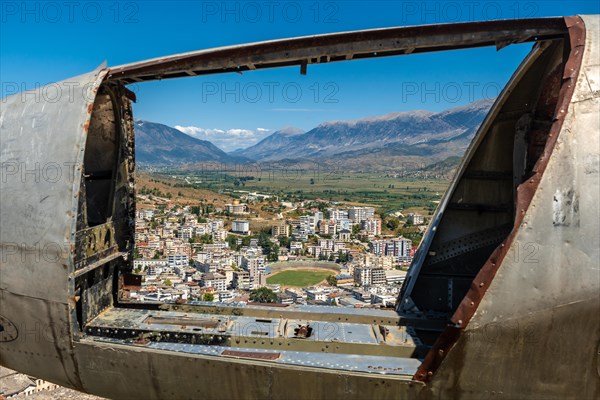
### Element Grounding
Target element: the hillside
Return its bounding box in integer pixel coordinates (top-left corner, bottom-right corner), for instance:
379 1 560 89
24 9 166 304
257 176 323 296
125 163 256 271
135 120 241 165
234 99 492 168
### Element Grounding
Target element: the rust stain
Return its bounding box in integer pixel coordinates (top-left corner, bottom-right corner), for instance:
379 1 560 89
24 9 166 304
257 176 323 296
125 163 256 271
414 16 587 384
221 350 280 360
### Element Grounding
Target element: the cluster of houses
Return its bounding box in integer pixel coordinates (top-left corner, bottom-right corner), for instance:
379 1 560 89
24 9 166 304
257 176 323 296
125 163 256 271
132 195 423 308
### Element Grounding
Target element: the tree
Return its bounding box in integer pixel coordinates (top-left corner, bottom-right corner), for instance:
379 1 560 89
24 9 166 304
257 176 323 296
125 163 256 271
203 293 215 302
267 244 279 262
386 219 399 231
227 235 240 251
163 279 172 287
326 275 337 286
278 235 290 248
249 287 277 303
337 251 349 263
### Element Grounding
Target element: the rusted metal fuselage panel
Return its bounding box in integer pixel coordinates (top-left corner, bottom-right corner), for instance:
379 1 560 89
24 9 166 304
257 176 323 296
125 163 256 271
0 68 107 388
413 15 599 399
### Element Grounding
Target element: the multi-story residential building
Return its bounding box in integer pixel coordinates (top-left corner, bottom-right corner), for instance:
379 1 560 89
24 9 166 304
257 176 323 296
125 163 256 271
289 241 303 255
271 220 289 237
178 225 194 241
348 206 375 223
361 218 382 236
285 288 306 304
277 293 294 305
354 266 386 286
233 270 251 290
203 242 230 252
225 201 248 215
385 270 407 285
212 229 228 242
389 237 412 262
199 272 227 292
373 256 395 270
369 237 412 262
370 240 386 256
218 265 236 288
194 224 209 236
167 253 189 270
209 219 225 231
251 273 267 289
133 258 168 270
328 208 349 221
336 218 352 232
194 260 219 273
242 255 265 279
313 211 323 222
306 245 322 258
318 220 337 236
318 239 335 250
218 291 235 302
136 209 156 219
371 268 387 286
305 288 328 302
299 215 317 235
231 220 250 235
407 213 424 225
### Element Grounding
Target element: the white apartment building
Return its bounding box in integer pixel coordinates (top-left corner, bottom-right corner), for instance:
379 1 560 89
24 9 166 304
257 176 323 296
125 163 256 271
225 202 248 214
168 253 189 270
242 255 265 279
200 272 227 292
407 213 424 225
361 218 382 236
231 220 250 235
348 206 375 223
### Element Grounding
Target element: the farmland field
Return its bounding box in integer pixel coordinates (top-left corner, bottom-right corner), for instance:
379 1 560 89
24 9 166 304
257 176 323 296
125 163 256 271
143 168 451 215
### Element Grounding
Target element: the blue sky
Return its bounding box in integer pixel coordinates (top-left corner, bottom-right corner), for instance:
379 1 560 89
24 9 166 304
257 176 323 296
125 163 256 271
2 1 598 151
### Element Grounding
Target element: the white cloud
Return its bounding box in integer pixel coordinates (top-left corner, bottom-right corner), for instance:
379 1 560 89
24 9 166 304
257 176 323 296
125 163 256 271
174 125 272 152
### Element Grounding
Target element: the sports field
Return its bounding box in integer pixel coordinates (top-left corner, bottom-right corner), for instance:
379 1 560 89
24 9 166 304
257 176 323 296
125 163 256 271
266 269 333 287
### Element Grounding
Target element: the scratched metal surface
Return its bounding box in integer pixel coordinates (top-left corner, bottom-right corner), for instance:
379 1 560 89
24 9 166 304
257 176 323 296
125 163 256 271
0 68 106 302
429 15 600 399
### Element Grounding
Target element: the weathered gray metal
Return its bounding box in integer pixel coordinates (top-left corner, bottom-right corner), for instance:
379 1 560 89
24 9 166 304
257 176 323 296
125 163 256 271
0 15 598 400
0 68 107 387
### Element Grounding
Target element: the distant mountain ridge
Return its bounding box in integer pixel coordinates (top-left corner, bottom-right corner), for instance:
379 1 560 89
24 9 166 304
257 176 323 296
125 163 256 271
134 120 241 165
233 99 493 164
228 127 304 160
136 99 494 170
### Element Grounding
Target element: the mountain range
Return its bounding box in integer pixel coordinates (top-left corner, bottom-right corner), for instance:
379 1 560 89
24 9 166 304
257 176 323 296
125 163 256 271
135 98 493 170
134 120 241 165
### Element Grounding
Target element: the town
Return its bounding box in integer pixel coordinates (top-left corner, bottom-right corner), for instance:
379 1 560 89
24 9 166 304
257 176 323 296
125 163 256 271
131 181 428 309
